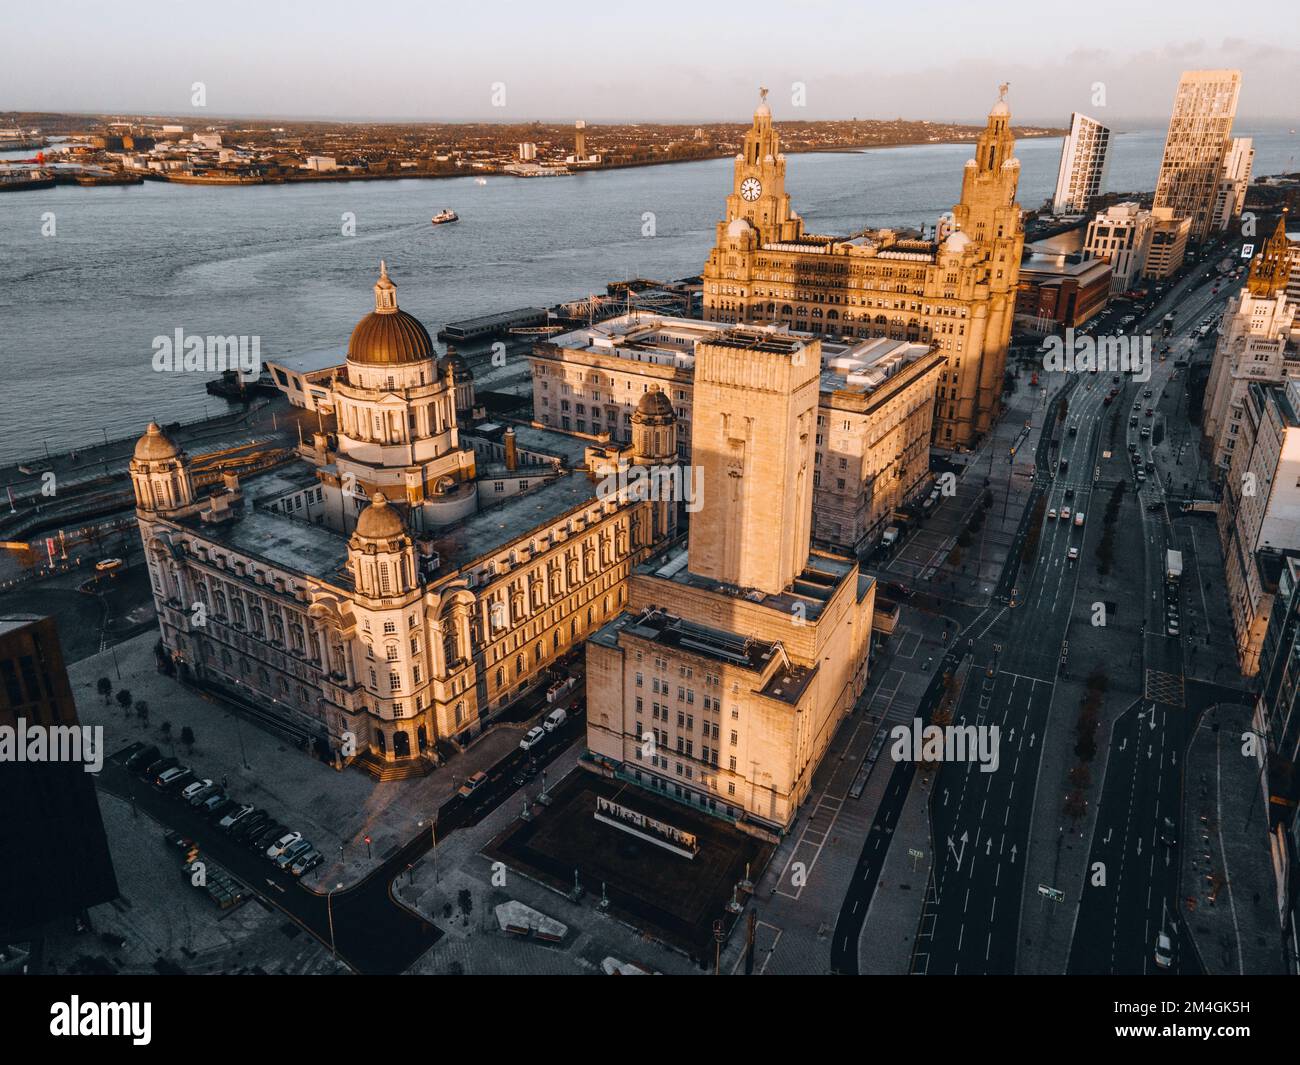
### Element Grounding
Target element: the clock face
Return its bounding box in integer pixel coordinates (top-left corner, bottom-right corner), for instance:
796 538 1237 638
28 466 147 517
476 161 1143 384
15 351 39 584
740 177 762 202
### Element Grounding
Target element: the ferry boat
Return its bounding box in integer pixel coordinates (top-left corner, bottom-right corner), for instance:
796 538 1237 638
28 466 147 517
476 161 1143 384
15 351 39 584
431 209 459 225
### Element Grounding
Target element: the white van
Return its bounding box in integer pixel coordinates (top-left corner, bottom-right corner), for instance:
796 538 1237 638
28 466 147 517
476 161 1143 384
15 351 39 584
544 707 567 732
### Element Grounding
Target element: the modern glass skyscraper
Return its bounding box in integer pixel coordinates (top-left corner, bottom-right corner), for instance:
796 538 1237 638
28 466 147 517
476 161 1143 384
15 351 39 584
1154 69 1242 243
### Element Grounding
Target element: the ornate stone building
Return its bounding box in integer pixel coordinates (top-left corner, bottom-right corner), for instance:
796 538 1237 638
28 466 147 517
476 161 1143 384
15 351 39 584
701 87 1023 450
585 327 875 833
1203 215 1299 476
132 266 677 774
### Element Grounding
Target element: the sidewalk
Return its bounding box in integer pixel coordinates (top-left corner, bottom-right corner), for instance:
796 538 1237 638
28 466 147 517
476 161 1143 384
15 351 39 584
877 366 1070 610
71 631 541 892
710 603 951 975
1180 703 1287 974
857 757 934 973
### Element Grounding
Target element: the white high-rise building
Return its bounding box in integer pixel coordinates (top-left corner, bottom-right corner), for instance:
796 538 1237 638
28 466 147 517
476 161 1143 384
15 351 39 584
1052 112 1110 216
1212 136 1254 232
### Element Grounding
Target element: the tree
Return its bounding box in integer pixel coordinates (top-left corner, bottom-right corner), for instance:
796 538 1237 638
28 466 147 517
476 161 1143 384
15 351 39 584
134 700 150 728
115 689 133 715
159 720 172 743
180 725 195 752
96 677 113 705
1064 789 1088 821
1068 764 1092 789
1074 730 1097 761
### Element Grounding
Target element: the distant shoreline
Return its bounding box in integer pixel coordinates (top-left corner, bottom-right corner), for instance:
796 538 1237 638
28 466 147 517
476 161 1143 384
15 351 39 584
21 129 1066 191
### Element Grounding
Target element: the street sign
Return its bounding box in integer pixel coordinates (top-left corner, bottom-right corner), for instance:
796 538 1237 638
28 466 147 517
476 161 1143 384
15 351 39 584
908 848 923 860
1037 884 1064 903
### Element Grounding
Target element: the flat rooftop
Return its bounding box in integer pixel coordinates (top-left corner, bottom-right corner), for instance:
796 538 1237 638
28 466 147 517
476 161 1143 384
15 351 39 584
430 470 600 574
594 607 817 708
636 542 857 623
265 349 344 376
182 505 350 581
243 464 324 504
543 314 933 397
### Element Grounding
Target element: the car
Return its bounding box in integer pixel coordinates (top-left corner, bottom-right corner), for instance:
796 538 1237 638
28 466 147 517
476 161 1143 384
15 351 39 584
1154 932 1174 969
218 803 255 830
1067 547 1079 561
1145 461 1155 473
275 839 313 870
1047 508 1057 521
1058 459 1068 473
1146 502 1163 512
520 726 547 751
141 755 177 780
95 558 124 572
125 745 160 773
290 849 324 878
458 771 488 799
1063 487 1074 499
188 782 223 807
1143 389 1153 398
1074 512 1085 527
205 797 238 821
266 831 304 860
1128 442 1138 453
1141 427 1151 438
512 760 540 787
154 766 194 791
1145 408 1154 417
1060 507 1071 521
181 778 214 802
1167 623 1180 637
247 822 286 851
230 811 270 841
163 829 195 851
196 790 228 813
544 707 567 732
1068 424 1078 436
1133 400 1141 410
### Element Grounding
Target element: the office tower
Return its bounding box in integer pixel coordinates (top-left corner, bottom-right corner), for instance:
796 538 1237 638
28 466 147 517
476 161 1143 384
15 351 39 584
1153 70 1242 243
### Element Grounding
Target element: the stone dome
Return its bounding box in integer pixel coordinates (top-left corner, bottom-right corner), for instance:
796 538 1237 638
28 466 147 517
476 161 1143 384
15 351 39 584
354 492 406 540
133 421 181 462
347 262 435 367
944 230 973 254
634 387 675 420
726 217 754 240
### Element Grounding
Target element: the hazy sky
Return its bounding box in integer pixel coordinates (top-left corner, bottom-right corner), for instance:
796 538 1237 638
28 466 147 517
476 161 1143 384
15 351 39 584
4 0 1298 124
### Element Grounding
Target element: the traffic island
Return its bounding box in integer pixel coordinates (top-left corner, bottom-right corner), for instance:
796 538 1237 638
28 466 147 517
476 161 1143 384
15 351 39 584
483 771 772 964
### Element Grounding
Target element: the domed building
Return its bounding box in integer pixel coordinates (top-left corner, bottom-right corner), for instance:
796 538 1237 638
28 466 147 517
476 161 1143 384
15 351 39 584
130 264 678 774
327 262 478 530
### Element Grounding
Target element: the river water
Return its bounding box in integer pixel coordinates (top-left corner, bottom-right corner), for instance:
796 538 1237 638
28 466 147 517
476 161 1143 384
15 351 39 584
1 128 1295 464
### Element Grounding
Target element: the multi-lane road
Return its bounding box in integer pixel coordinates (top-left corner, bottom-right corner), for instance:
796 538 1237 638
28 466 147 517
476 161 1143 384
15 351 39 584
913 375 1110 973
895 253 1246 974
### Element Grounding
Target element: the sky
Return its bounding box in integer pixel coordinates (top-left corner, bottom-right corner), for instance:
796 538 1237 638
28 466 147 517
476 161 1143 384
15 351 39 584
3 0 1298 125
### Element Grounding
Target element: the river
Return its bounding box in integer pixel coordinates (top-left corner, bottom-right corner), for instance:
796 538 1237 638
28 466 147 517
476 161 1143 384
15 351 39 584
0 127 1295 464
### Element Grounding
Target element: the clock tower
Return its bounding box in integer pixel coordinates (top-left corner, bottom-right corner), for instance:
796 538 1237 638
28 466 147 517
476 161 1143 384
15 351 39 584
721 88 803 244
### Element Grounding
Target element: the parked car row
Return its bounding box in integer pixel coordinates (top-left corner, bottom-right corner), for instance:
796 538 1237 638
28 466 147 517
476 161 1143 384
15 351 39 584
124 746 324 878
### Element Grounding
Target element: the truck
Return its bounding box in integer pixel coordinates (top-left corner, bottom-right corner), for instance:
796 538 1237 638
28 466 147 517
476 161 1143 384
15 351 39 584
881 526 901 548
1165 549 1183 583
